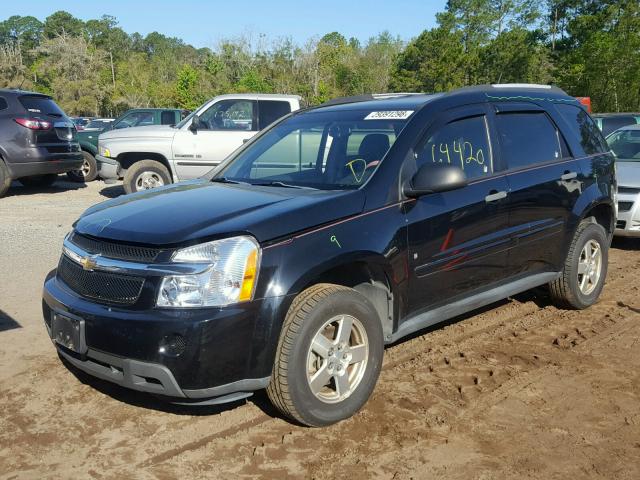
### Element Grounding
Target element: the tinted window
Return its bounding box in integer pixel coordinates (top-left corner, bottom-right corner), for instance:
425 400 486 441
18 95 65 117
600 116 637 137
199 100 255 131
161 111 175 125
258 100 291 128
495 112 562 169
556 104 608 155
416 115 492 180
0 97 7 110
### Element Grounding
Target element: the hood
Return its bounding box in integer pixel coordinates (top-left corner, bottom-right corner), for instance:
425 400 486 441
100 124 175 141
75 180 366 246
616 161 640 187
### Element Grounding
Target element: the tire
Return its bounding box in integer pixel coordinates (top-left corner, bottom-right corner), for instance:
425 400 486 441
123 160 171 194
0 159 11 198
549 219 608 309
67 151 98 183
17 174 57 188
267 284 384 427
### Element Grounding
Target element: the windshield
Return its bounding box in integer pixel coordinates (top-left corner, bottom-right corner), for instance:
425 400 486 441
213 109 412 190
86 120 111 129
607 129 640 161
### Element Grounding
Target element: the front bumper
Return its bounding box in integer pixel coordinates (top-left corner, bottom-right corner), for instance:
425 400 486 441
615 191 640 237
96 155 121 180
43 270 280 402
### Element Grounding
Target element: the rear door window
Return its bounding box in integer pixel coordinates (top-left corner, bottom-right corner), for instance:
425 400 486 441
416 115 493 180
556 104 608 155
495 112 562 170
258 100 291 129
19 95 65 118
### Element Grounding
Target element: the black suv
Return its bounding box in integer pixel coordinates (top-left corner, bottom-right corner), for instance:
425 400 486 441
0 89 83 197
42 85 615 426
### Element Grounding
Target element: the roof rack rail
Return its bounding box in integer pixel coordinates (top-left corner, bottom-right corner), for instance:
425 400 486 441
319 92 422 107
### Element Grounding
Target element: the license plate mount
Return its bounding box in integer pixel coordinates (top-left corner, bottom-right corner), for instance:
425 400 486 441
51 312 87 354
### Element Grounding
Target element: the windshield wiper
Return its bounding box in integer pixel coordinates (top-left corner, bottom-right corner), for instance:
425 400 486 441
211 177 248 185
253 181 317 190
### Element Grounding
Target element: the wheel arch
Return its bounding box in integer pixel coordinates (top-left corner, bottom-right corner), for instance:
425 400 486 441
116 152 174 181
286 253 396 341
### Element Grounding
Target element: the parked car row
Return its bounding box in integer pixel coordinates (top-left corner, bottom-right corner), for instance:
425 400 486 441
43 84 616 427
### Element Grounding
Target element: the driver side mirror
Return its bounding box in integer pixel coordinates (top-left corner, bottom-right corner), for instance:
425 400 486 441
189 114 201 133
404 163 467 197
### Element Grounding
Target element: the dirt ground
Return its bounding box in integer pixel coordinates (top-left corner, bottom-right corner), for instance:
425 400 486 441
1 178 640 479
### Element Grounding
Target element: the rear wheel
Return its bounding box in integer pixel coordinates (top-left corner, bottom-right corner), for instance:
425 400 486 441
67 151 98 183
267 284 384 427
17 174 57 188
123 160 171 194
0 160 11 197
549 219 608 309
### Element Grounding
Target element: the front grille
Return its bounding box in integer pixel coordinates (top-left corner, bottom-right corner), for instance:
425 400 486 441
618 201 634 212
69 232 160 262
58 255 145 305
618 186 640 194
617 220 627 229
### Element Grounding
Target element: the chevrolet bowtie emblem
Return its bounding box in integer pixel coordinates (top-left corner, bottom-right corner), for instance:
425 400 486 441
81 255 100 271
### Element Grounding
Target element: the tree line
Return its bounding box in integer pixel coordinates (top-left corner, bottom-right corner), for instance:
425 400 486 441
0 1 638 117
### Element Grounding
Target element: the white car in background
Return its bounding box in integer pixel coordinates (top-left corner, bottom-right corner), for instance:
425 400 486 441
608 124 640 236
97 94 302 194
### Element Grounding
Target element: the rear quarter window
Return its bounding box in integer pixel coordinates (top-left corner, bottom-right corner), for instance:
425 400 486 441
556 104 608 155
161 111 175 125
0 97 7 110
495 112 562 170
18 95 65 117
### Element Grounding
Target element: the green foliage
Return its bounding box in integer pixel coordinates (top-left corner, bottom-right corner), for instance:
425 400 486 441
0 3 636 116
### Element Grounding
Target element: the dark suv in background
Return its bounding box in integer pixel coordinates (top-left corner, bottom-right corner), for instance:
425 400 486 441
0 89 83 197
43 84 615 427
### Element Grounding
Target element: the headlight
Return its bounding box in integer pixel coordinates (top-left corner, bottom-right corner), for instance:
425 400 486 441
157 236 260 308
99 144 111 158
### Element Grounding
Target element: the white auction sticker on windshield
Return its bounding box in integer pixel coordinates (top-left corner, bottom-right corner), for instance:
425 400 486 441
364 110 414 120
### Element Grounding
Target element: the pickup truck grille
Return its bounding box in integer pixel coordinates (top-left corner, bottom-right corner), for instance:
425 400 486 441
58 255 145 305
69 232 160 262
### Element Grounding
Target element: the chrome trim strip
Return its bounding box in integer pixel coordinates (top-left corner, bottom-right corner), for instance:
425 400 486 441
62 239 211 276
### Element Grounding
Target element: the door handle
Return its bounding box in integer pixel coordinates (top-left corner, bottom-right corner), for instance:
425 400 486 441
485 190 507 203
560 171 577 181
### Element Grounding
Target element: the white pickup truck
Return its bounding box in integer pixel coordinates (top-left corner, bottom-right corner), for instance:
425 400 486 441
97 94 302 193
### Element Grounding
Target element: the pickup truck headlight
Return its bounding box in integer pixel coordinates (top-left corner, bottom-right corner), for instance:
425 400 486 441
98 144 111 158
157 236 260 308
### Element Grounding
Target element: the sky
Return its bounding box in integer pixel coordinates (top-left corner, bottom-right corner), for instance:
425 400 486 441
2 0 447 48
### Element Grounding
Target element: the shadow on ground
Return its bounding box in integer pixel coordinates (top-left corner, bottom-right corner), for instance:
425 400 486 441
7 179 87 197
0 309 21 332
611 237 640 251
99 184 125 198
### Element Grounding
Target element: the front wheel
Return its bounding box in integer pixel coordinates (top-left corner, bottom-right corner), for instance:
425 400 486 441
67 151 98 183
267 284 384 427
549 219 608 309
123 160 172 194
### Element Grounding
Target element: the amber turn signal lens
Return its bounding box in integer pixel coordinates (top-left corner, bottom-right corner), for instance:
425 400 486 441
239 248 258 302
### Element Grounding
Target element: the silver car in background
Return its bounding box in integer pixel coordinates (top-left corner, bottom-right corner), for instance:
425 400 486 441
609 124 640 236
